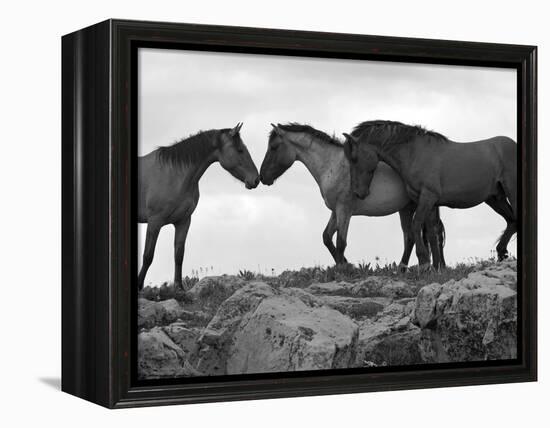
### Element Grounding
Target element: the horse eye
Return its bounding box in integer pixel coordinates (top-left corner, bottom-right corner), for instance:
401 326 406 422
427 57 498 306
270 145 277 151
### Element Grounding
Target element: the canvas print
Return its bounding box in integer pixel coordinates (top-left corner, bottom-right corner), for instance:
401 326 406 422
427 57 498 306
136 48 518 380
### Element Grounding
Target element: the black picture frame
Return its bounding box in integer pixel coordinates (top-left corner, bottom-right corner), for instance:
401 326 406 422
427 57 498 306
62 19 537 408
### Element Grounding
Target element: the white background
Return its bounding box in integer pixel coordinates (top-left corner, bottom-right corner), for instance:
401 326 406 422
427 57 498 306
0 0 546 426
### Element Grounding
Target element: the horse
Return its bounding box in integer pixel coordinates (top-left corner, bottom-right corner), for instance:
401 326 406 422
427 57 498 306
137 123 260 290
343 120 516 269
260 123 445 269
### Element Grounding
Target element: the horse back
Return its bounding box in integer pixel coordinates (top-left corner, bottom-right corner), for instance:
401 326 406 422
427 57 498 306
138 151 200 224
489 136 517 166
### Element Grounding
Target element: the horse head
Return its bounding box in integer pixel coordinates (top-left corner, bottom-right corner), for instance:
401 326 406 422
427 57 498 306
218 123 260 189
343 132 378 199
260 124 298 185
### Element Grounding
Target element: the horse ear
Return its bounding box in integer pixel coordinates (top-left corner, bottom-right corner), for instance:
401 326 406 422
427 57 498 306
271 123 284 137
343 133 357 143
343 133 358 160
229 122 242 137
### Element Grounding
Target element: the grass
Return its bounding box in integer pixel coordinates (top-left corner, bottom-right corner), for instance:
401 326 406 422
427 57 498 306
139 276 198 303
267 258 501 289
139 257 508 301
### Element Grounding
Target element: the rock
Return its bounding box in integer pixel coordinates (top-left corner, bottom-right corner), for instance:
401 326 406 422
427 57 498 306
176 309 211 327
462 260 517 291
317 296 388 319
137 261 517 378
281 287 321 308
137 327 201 379
353 302 430 367
307 278 413 299
412 283 443 328
194 282 276 375
162 322 200 356
412 263 517 361
138 298 185 329
352 276 415 299
306 281 354 296
188 275 248 309
226 294 359 374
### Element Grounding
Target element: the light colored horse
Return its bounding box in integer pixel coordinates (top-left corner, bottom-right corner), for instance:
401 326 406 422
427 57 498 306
138 123 260 289
344 120 516 268
260 123 445 268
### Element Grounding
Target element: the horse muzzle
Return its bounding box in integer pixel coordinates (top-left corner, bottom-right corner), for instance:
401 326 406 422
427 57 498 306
245 175 261 189
260 174 274 186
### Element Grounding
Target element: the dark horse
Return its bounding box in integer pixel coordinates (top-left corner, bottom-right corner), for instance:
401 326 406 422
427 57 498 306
343 120 516 268
138 123 260 289
260 123 445 268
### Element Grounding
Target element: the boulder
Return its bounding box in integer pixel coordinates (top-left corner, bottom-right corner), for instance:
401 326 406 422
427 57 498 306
306 278 414 300
162 322 201 356
412 283 443 328
352 276 415 299
226 294 359 374
281 287 322 308
306 281 354 296
188 275 248 311
353 299 429 367
317 296 388 319
412 262 517 362
194 282 276 375
137 327 201 379
138 298 185 329
194 281 359 375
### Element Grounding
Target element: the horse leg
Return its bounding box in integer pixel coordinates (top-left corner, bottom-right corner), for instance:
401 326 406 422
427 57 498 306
137 218 163 290
485 195 516 261
413 190 437 271
425 208 442 270
173 216 192 289
398 203 416 272
335 206 351 265
323 211 339 264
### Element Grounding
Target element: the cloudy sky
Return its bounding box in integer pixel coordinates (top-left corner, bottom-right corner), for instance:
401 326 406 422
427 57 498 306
138 48 517 286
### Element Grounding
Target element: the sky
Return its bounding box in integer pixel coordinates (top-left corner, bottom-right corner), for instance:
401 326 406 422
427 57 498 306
137 48 517 286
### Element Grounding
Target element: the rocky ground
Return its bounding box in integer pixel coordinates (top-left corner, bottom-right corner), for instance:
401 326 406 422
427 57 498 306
137 260 517 379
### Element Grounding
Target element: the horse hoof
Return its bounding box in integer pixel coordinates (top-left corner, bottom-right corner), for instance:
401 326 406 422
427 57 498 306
419 263 432 272
398 263 408 273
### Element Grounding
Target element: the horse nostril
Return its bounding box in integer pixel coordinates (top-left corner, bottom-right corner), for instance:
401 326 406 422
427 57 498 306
255 176 261 186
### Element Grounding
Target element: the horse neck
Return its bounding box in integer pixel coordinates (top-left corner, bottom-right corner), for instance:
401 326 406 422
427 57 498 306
188 153 218 184
164 142 218 188
292 135 345 191
374 143 409 177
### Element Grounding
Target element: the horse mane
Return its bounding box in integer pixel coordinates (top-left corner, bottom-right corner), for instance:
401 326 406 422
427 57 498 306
351 120 448 147
270 123 343 147
156 129 224 168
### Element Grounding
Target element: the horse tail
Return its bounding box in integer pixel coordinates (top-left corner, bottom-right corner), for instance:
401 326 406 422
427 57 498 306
421 223 431 257
421 207 445 250
436 206 446 248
